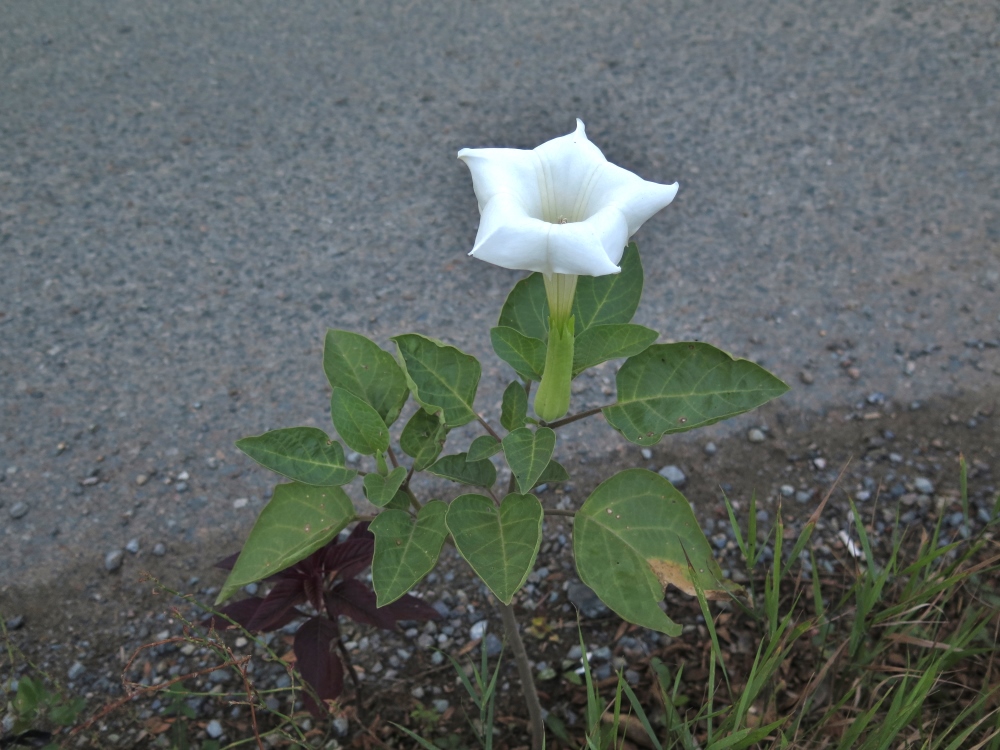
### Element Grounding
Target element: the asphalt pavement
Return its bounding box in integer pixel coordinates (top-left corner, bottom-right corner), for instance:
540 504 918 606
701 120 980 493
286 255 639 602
2 0 999 590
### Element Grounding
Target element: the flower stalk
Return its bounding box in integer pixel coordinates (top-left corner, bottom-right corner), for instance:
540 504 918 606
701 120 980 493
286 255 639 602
534 272 578 421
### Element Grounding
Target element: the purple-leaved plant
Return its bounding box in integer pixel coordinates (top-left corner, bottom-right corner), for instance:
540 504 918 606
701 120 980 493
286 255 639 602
206 523 440 715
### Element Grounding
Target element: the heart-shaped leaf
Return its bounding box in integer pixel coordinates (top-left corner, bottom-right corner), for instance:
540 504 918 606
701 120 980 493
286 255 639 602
498 273 549 342
500 382 529 431
502 427 556 494
490 327 545 382
468 435 501 462
218 482 356 603
603 343 789 446
426 453 497 489
535 459 569 487
571 243 643 334
323 329 409 426
574 469 738 636
330 387 390 455
399 407 449 471
236 427 357 486
370 500 449 606
393 334 481 428
572 324 658 377
363 466 407 508
447 493 543 604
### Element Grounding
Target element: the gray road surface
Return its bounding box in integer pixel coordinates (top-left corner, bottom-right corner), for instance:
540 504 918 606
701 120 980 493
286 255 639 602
2 0 999 589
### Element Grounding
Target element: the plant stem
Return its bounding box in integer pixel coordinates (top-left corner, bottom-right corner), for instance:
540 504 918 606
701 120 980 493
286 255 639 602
499 601 545 750
477 414 502 442
544 405 606 429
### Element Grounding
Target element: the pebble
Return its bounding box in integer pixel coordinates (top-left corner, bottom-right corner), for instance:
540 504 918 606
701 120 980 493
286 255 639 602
346 452 361 464
704 441 717 456
125 539 140 554
856 490 871 502
6 615 24 630
233 497 249 509
411 687 425 699
470 620 489 641
9 502 28 519
747 428 766 443
799 370 814 385
567 581 610 619
813 458 827 470
658 465 686 488
485 632 503 658
914 477 935 495
68 661 86 680
174 481 188 493
152 543 166 556
889 453 903 464
332 717 350 737
135 474 149 486
795 490 814 504
640 448 652 460
206 719 223 739
104 550 124 572
780 484 795 498
432 699 450 713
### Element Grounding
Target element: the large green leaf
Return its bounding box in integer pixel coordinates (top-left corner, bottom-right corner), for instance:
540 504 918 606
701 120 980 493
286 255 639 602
399 407 449 471
603 343 789 446
370 500 449 606
500 382 529 431
426 453 497 489
574 469 735 635
490 327 545 382
446 493 543 605
392 334 481 428
235 427 357 486
323 329 409 426
497 273 548 342
330 387 390 455
363 466 407 508
572 324 658 377
502 427 556 494
571 242 643 333
218 483 356 603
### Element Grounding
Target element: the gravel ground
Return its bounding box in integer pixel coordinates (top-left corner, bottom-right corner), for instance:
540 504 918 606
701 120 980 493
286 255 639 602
2 0 1000 745
3 390 997 746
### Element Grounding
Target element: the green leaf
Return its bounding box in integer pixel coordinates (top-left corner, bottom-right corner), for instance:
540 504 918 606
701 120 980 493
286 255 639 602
572 324 658 377
603 343 790 446
500 382 529 431
323 329 409 426
447 493 543 604
399 407 449 471
393 334 481 428
385 489 411 511
426 453 497 489
502 427 556 494
468 435 501 462
370 500 449 606
574 469 737 635
497 273 549 341
363 466 407 508
571 242 643 333
490 327 546 382
535 459 569 487
235 427 357 486
330 387 391 455
218 482 355 603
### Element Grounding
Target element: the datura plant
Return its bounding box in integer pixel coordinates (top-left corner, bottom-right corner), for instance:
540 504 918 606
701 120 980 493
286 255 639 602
213 121 788 745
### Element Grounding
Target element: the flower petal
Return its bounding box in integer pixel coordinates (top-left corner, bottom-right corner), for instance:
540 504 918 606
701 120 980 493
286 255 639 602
457 147 542 217
546 207 628 275
584 162 679 236
469 193 551 273
531 120 609 223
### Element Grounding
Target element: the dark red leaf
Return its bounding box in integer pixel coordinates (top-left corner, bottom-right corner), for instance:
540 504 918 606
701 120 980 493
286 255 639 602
380 593 443 623
348 521 372 539
326 580 397 630
214 552 241 571
293 617 344 717
203 597 265 631
247 579 307 631
324 537 374 581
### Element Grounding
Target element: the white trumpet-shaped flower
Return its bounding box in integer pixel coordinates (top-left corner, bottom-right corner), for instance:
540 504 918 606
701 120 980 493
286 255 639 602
458 119 678 277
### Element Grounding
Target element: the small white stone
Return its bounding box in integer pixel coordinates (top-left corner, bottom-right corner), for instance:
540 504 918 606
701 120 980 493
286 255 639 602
658 465 687 488
813 458 827 470
233 497 249 509
640 448 652 460
747 428 766 443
